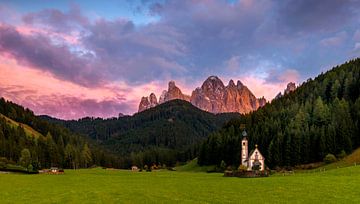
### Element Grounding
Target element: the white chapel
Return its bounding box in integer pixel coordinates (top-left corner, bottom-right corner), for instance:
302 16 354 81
241 130 265 171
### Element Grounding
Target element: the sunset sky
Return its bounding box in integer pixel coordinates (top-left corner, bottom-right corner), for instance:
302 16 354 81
1 0 360 119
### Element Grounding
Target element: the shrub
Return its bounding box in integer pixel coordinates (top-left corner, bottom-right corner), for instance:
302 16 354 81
337 150 347 159
0 157 9 163
238 165 247 172
324 154 337 164
219 160 226 171
27 164 33 171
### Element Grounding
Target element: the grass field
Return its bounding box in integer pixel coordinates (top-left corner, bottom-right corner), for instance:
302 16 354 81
0 166 359 203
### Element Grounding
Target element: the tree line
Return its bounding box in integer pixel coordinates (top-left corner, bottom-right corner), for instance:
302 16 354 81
0 98 122 170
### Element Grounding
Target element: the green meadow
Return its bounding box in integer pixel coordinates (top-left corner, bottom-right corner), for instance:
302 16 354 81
0 166 359 203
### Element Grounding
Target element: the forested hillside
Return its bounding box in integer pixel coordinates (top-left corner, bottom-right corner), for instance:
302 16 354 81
43 100 240 167
198 59 360 168
0 98 121 170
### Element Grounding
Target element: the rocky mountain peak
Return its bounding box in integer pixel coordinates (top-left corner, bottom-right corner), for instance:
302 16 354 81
228 79 236 87
138 93 158 112
201 76 225 93
284 82 296 95
168 81 176 90
138 76 267 114
159 90 167 104
203 76 223 84
149 93 157 106
237 80 244 88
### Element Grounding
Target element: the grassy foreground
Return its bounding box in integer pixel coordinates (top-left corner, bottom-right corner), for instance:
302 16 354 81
1 166 359 203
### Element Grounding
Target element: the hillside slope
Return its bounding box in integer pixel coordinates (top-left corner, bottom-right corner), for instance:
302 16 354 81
0 113 43 139
323 148 360 170
43 100 241 166
0 97 121 169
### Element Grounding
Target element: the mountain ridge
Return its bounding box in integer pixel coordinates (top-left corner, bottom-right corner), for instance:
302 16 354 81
139 76 268 114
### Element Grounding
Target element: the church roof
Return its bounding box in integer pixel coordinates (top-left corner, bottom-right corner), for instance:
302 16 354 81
242 130 247 137
248 145 265 160
249 150 255 157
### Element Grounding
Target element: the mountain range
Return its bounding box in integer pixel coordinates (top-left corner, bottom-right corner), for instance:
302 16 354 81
139 76 267 114
1 58 360 170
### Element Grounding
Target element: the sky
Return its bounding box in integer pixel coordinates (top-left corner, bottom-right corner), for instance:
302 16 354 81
0 0 360 119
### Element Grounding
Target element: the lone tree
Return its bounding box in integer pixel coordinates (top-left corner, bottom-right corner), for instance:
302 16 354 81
324 154 337 164
220 160 227 171
20 148 31 168
81 143 92 168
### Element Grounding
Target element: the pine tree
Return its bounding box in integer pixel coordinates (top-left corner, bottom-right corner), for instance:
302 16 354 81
20 148 31 168
46 132 59 167
81 143 92 168
0 128 5 157
313 97 330 126
65 144 76 169
330 80 341 100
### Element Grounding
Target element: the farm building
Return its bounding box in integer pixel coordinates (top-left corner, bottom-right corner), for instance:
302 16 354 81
49 167 64 174
131 166 139 171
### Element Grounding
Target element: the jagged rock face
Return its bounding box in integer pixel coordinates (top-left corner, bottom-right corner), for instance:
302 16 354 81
190 76 266 114
191 76 226 113
157 81 190 105
138 76 266 113
158 90 167 104
284 82 296 95
164 81 190 102
138 93 158 112
138 97 150 112
149 93 158 108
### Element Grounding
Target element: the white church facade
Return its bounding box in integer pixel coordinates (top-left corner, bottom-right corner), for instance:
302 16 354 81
241 130 265 171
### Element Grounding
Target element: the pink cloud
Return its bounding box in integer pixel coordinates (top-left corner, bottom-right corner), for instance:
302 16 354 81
16 25 80 45
241 76 289 101
0 55 166 119
277 69 300 83
320 31 347 47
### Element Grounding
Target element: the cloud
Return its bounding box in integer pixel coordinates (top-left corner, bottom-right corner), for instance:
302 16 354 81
241 76 290 100
22 5 89 33
354 29 360 41
0 23 102 86
0 55 166 119
82 19 188 84
1 0 360 118
266 69 300 84
276 0 359 34
320 31 347 47
225 55 241 72
353 42 360 52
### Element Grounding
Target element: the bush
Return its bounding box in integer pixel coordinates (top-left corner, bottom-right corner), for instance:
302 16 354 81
324 154 337 164
337 150 347 159
219 160 226 171
238 165 247 172
0 161 5 168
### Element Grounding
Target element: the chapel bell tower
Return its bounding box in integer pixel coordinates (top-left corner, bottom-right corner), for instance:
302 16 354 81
241 130 248 167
